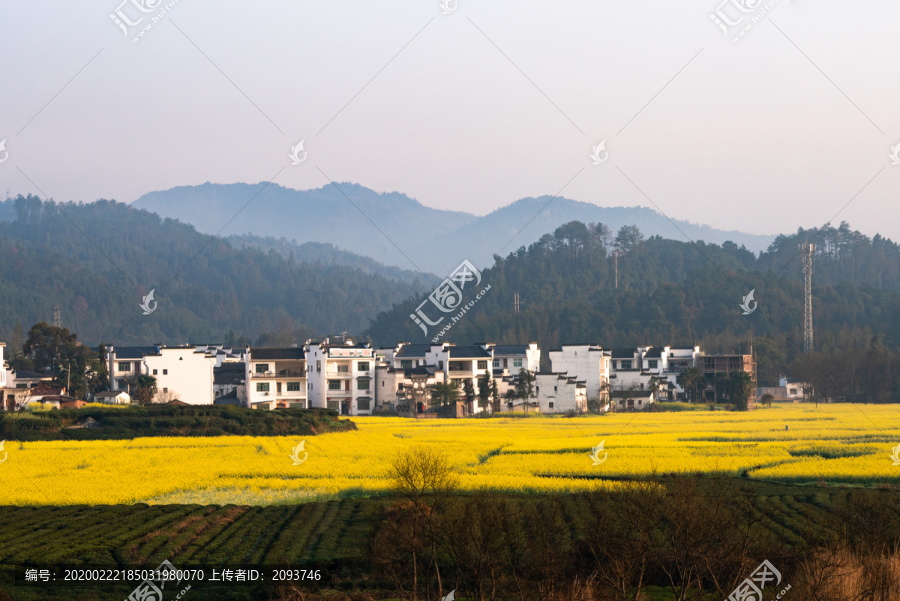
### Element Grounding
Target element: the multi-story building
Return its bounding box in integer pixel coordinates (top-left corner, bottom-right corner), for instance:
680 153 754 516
375 364 442 413
107 345 215 404
486 343 541 374
306 342 375 415
548 345 611 401
245 347 306 409
533 373 587 414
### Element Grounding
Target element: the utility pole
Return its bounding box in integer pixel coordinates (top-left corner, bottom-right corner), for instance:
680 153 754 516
513 292 520 313
614 251 618 289
801 243 815 355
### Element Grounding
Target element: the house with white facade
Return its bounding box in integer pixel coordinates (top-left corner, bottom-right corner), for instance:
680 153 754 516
485 343 541 375
245 347 306 409
94 390 131 405
548 345 611 402
609 346 702 401
107 345 215 404
306 341 375 415
533 373 587 414
374 363 442 413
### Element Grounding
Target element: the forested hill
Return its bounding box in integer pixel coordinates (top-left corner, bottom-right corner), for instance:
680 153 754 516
0 196 434 345
226 234 439 288
366 221 900 381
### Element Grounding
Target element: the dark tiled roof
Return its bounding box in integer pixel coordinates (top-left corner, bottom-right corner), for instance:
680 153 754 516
644 348 663 358
405 366 436 377
491 345 528 355
214 364 246 384
249 347 304 360
395 344 431 358
611 391 654 399
113 346 159 359
611 348 636 359
448 346 491 358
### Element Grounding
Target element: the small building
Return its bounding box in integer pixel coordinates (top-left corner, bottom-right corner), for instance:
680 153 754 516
245 347 307 409
548 344 611 402
611 390 655 411
533 373 587 414
94 390 131 405
307 341 375 415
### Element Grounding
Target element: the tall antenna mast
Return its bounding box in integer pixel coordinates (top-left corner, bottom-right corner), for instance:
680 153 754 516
52 305 63 329
800 242 815 354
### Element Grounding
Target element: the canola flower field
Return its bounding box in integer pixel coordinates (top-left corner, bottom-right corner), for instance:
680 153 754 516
1 404 899 505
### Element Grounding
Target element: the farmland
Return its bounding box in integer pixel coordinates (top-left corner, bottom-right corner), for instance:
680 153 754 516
1 405 899 506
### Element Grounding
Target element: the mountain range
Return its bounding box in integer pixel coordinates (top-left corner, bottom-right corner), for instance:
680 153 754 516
133 183 776 275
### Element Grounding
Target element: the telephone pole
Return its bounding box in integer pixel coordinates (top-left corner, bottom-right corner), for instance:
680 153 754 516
801 242 815 355
614 251 618 289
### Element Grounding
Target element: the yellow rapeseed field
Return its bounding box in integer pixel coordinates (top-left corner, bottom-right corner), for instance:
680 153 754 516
1 405 899 505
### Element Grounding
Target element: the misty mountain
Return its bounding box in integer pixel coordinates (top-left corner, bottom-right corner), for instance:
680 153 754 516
133 183 776 275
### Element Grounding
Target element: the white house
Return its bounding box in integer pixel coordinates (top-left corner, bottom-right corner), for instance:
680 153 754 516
306 341 375 415
533 373 587 414
245 347 306 409
107 345 215 404
610 346 702 400
94 390 131 405
485 343 541 374
548 345 611 402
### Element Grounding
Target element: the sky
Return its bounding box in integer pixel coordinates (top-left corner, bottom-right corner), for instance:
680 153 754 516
0 0 898 242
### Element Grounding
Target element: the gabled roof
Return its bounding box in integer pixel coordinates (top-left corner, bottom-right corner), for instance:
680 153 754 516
112 346 159 359
249 347 305 360
611 348 637 359
214 363 246 384
447 346 491 358
396 344 431 358
644 347 663 358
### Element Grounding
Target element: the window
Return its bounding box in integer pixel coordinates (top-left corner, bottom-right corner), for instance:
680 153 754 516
316 361 321 372
357 399 370 411
493 359 500 368
358 362 370 372
117 362 130 372
163 369 168 375
508 402 513 408
536 386 540 394
287 382 300 392
438 361 444 370
256 383 269 392
612 361 617 369
152 369 158 375
327 401 340 411
255 363 269 373
477 361 487 370
163 387 168 392
337 364 350 373
328 380 341 390
554 386 557 392
358 380 370 391
513 358 523 368
549 402 554 409
648 360 658 369
621 361 632 370
401 360 412 369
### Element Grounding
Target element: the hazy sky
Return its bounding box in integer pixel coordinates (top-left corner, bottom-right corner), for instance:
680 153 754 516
1 1 897 241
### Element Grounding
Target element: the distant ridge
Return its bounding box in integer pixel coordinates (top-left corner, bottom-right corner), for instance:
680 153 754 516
133 182 776 274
